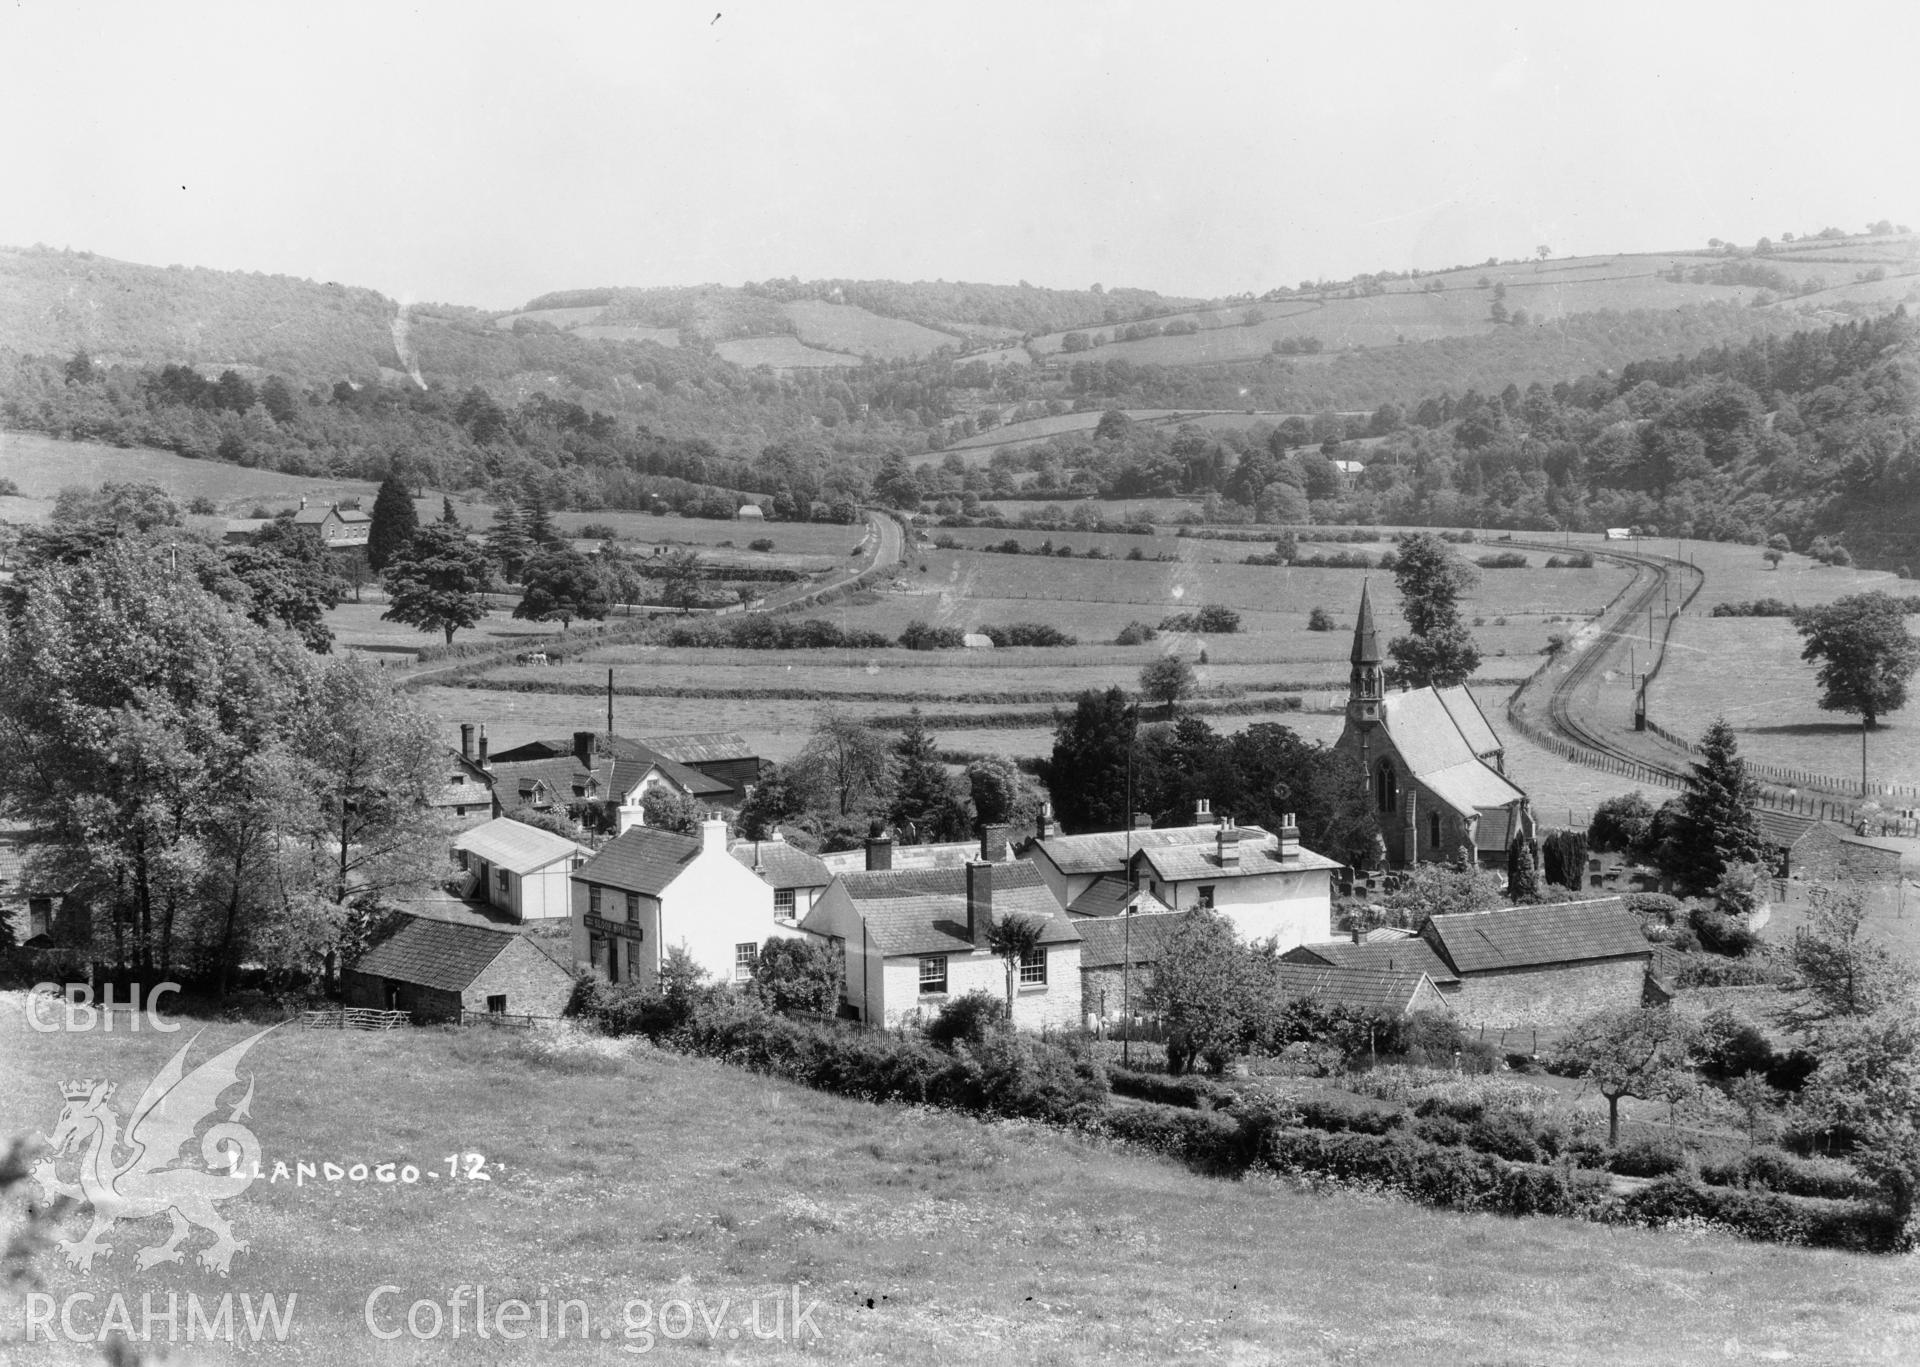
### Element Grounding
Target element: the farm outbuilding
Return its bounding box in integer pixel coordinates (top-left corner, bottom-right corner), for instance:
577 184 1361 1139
1755 811 1903 883
344 916 576 1023
736 504 765 520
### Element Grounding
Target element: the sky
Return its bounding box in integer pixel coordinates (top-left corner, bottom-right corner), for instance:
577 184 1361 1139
1 1 1915 311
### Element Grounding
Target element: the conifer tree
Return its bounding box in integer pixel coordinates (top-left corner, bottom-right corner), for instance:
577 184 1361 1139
485 501 533 581
366 473 419 573
1663 716 1765 894
523 493 556 547
441 496 460 525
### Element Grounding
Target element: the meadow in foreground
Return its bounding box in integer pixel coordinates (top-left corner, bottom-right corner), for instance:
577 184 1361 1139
4 1004 1917 1365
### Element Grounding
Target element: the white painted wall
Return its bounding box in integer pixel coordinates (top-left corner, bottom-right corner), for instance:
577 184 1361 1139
1149 868 1334 950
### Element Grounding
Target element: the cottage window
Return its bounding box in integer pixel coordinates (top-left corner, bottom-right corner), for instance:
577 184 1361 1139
588 884 603 917
1018 947 1047 987
495 869 510 895
29 896 53 939
456 849 470 870
918 956 948 995
486 994 506 1015
734 942 757 982
774 887 796 919
1197 885 1216 910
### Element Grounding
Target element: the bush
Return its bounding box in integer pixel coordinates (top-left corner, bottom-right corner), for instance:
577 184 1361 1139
748 538 775 552
1607 1135 1685 1177
1696 1008 1774 1077
1614 1175 1900 1252
1710 598 1796 618
1115 620 1158 645
579 522 619 540
1476 552 1529 569
1306 606 1334 631
983 622 1077 647
1591 793 1658 856
925 991 1005 1048
1700 1147 1877 1202
1623 891 1682 921
0 478 22 497
1159 605 1242 634
899 620 966 650
1107 1066 1232 1111
1689 904 1761 957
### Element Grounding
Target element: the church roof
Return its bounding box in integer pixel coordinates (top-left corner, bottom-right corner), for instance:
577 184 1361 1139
1376 688 1526 820
1351 582 1381 665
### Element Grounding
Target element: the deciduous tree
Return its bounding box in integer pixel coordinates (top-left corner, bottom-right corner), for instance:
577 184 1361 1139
514 546 611 629
1550 1007 1697 1145
1386 533 1481 688
1138 654 1197 717
1793 591 1920 728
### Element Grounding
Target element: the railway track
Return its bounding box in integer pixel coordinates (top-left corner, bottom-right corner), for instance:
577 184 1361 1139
1504 538 1704 789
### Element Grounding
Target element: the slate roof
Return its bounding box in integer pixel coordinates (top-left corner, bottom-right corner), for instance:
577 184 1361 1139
353 916 520 992
818 861 1079 958
1351 582 1380 664
577 826 702 896
604 736 733 798
1035 824 1297 877
489 756 611 810
454 817 588 875
1377 686 1525 819
1135 834 1343 884
1072 910 1186 969
731 839 833 890
647 732 755 765
1275 962 1438 1018
1434 686 1503 758
1753 810 1822 848
1067 873 1175 919
1421 897 1648 974
1281 937 1460 984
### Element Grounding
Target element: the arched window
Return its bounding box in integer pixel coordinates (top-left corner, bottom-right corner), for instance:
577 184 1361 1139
1374 760 1398 814
1427 810 1441 850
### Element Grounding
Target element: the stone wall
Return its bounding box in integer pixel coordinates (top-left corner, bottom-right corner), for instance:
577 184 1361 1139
1445 956 1648 1029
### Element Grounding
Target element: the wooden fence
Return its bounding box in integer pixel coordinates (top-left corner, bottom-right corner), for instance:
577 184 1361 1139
301 1007 411 1031
458 1009 561 1030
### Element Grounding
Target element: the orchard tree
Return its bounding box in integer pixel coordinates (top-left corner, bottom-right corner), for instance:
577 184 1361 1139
1138 654 1197 717
1801 1003 1920 1226
1146 911 1275 1074
382 524 492 644
1662 717 1765 894
797 709 893 817
1793 591 1920 728
659 549 704 614
1788 886 1918 1024
1550 1007 1697 1145
514 546 611 629
366 473 419 573
1386 533 1481 688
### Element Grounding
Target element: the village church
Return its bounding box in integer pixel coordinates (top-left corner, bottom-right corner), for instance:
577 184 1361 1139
1334 583 1534 871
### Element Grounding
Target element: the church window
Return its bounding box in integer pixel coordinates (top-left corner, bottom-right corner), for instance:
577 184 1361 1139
1427 811 1441 850
1374 761 1398 814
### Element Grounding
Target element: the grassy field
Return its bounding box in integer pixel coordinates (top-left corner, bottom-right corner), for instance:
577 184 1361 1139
328 598 565 657
5 1008 1916 1365
0 432 379 517
549 510 867 558
714 336 861 369
571 322 682 347
783 300 957 361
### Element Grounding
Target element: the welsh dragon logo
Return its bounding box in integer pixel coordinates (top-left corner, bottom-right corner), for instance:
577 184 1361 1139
31 1027 274 1276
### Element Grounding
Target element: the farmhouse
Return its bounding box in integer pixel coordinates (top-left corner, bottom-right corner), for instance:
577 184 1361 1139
572 816 797 988
1334 583 1534 871
1028 807 1339 950
452 817 590 922
437 725 497 828
344 917 575 1023
644 732 761 799
731 833 833 923
801 858 1082 1032
474 728 736 827
291 499 372 554
819 824 1020 875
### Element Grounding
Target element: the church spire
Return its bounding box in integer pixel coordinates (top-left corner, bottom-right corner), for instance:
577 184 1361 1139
1347 582 1384 729
1351 580 1381 666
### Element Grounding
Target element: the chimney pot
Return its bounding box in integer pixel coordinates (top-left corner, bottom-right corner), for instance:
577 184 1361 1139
1351 922 1363 944
1193 797 1211 826
1132 812 1152 830
966 859 994 948
1217 823 1242 866
1034 801 1054 841
1278 813 1301 861
865 830 894 872
477 725 490 769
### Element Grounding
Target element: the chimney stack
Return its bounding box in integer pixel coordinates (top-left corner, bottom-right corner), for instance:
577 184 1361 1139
1034 801 1054 841
1132 812 1152 830
967 859 994 948
617 793 645 835
477 724 490 770
865 827 894 872
980 823 1010 863
1278 813 1300 862
1351 921 1364 945
460 723 476 763
1193 797 1212 826
700 814 728 854
573 730 597 767
1217 815 1241 866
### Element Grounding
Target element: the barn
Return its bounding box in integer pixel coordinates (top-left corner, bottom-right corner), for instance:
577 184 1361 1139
343 916 576 1023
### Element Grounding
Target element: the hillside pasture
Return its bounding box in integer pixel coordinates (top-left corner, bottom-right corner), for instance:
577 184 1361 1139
569 322 682 346
783 299 959 360
0 431 378 514
714 336 860 369
490 304 608 330
6 1009 1918 1366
